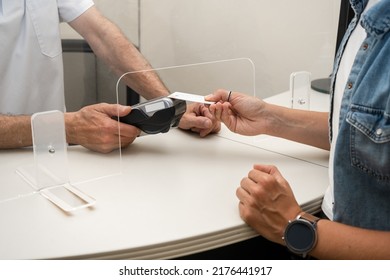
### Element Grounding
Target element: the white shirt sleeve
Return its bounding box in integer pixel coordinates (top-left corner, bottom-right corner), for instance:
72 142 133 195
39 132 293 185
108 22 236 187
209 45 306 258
58 0 95 23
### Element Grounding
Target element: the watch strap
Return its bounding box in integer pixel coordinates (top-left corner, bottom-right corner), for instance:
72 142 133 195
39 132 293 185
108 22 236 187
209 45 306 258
297 212 320 225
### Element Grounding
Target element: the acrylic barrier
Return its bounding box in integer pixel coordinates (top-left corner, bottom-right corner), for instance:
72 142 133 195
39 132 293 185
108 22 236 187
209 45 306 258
115 58 256 138
1 58 258 212
116 58 256 102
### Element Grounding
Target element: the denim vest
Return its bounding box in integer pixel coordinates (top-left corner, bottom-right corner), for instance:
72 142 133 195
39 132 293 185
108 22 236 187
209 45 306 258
329 0 390 230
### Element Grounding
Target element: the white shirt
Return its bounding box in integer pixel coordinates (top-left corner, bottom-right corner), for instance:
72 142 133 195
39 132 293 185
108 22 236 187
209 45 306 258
0 0 94 115
321 0 380 219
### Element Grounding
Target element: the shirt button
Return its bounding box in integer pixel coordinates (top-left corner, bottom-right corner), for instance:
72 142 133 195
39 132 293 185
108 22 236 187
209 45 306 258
362 43 369 50
347 82 353 89
376 128 383 136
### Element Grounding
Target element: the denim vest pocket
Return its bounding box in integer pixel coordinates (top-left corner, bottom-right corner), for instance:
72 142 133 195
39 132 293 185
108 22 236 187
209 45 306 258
346 104 390 182
26 0 61 58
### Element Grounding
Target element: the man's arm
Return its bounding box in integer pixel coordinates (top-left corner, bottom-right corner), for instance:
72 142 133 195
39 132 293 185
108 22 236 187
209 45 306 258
0 103 139 153
69 6 169 100
0 115 32 149
69 6 220 137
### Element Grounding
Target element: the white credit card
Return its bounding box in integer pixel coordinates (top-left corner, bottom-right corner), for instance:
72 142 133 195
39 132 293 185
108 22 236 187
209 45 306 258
168 92 214 105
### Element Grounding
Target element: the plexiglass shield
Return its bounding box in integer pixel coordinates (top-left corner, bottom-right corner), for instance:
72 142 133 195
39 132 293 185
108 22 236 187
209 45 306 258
1 58 256 212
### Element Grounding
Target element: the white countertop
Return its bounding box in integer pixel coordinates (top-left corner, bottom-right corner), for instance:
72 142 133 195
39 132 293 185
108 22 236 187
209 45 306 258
0 90 330 259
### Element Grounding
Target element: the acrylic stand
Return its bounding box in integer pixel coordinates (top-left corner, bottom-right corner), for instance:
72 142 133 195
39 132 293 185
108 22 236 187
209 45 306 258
290 71 311 110
17 110 95 212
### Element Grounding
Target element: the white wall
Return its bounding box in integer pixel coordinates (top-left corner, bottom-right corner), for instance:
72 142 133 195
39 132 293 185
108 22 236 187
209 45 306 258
140 0 341 98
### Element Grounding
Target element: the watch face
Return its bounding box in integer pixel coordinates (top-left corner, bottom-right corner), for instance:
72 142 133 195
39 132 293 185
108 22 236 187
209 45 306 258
285 219 316 254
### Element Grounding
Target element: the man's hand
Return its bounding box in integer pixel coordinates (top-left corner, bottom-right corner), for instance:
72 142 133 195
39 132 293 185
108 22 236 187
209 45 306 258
179 103 221 137
65 103 140 153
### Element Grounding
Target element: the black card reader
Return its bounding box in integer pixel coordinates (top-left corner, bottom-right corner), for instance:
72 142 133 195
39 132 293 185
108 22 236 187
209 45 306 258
119 97 186 134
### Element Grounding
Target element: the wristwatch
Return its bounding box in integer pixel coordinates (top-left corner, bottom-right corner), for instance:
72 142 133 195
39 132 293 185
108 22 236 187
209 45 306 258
283 212 320 257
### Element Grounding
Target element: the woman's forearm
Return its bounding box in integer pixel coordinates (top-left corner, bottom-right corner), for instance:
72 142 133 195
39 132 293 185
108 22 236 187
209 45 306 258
265 103 330 150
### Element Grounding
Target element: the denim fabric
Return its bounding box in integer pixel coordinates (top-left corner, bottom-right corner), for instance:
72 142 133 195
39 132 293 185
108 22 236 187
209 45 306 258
329 0 390 230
